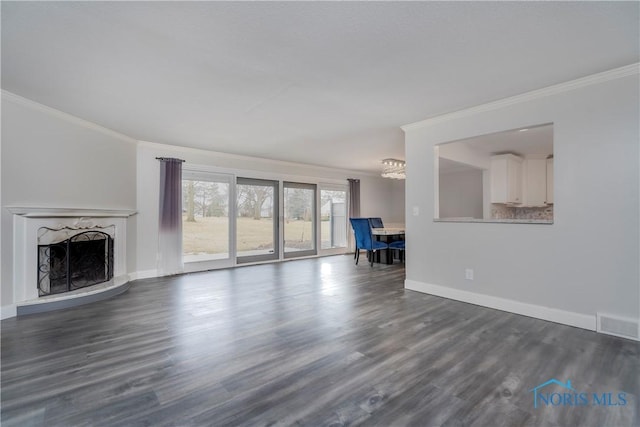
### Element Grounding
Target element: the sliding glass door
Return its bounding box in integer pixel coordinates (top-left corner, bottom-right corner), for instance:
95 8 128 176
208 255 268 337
182 167 348 270
283 182 317 258
320 185 348 254
236 178 279 263
182 170 233 270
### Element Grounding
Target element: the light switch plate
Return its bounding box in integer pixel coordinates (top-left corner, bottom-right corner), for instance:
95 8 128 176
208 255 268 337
412 206 419 216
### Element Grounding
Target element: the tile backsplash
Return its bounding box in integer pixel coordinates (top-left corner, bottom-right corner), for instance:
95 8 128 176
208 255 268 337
491 204 554 220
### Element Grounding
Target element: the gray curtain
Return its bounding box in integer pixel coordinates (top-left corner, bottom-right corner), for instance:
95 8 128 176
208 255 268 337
158 157 184 275
348 178 360 218
348 178 360 252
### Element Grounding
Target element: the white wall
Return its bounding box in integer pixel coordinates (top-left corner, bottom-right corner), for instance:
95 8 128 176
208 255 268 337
403 70 639 328
388 179 406 225
1 93 137 315
439 169 483 219
361 177 405 225
136 142 404 274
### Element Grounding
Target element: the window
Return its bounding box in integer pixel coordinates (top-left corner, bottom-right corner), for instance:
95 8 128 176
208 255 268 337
320 188 347 250
284 182 317 258
182 171 232 265
236 178 279 263
181 166 350 272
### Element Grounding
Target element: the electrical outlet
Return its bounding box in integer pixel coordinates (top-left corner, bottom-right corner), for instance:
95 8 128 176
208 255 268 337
465 268 474 280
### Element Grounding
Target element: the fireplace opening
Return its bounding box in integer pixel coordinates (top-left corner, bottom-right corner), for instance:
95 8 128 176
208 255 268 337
38 231 114 296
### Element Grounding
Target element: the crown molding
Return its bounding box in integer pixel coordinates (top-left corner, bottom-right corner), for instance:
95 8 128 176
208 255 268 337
1 90 138 144
401 63 640 132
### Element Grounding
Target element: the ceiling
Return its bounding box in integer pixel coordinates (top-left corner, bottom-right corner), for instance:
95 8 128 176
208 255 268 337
2 2 638 174
450 123 553 157
439 157 481 174
439 124 553 173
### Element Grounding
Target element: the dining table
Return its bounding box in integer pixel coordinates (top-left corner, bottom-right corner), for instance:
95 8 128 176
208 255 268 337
371 227 405 264
371 227 405 236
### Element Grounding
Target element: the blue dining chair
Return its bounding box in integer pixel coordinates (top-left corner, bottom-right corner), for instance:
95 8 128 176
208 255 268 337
389 239 405 263
368 217 384 229
350 218 388 266
356 218 383 261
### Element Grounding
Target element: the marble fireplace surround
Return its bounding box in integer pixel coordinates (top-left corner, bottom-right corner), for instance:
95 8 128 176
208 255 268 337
8 207 136 315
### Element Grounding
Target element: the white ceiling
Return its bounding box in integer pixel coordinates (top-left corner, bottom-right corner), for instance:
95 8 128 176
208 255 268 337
2 2 638 173
448 123 554 157
439 157 481 174
438 124 553 173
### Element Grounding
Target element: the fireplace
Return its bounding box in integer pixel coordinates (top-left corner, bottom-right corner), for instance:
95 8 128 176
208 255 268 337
8 207 135 314
38 228 114 296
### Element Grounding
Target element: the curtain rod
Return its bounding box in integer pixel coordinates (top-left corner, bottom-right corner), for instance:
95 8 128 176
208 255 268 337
155 157 185 162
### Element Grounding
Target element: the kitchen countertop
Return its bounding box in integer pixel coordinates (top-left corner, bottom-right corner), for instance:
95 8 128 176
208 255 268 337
434 218 553 224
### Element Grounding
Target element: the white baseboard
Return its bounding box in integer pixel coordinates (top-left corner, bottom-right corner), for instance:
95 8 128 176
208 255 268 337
405 279 596 331
129 270 158 281
1 305 17 320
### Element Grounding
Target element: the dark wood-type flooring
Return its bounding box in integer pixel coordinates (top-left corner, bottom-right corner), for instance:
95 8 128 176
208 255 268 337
1 255 638 426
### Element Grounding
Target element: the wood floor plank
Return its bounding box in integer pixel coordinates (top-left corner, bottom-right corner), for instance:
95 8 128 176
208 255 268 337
2 255 638 426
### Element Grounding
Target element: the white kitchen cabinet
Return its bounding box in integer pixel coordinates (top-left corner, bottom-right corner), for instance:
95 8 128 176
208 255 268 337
521 157 548 206
546 158 554 204
490 154 523 204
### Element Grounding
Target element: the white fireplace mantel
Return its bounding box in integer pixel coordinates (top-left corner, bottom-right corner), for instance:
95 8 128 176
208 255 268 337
7 206 137 218
10 207 135 315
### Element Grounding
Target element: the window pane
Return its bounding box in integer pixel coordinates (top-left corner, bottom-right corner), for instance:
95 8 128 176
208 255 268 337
320 189 347 249
182 180 230 262
236 182 276 258
284 184 315 254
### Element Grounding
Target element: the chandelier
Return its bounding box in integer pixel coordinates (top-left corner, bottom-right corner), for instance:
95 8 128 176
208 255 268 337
381 159 406 179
